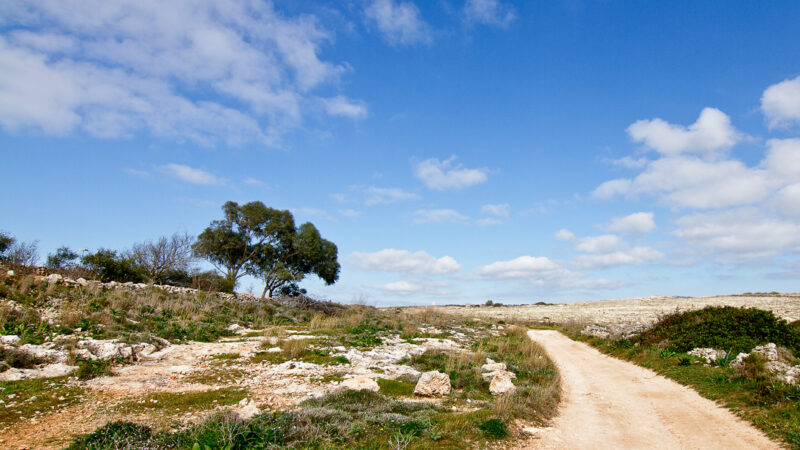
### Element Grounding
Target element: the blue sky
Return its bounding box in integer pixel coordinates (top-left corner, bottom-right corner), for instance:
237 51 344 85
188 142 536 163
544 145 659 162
2 0 800 306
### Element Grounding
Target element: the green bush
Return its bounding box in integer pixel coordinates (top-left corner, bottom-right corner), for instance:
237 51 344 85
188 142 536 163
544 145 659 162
479 418 507 439
0 346 36 370
76 359 112 380
82 249 147 283
637 306 800 355
68 421 153 449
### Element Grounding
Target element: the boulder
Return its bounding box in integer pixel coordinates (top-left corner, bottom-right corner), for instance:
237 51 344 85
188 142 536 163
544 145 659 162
751 343 779 361
46 273 63 284
489 371 516 395
339 376 380 392
6 270 14 277
481 361 507 373
232 398 260 420
18 343 67 363
76 278 89 287
687 348 727 364
414 370 451 397
0 335 20 345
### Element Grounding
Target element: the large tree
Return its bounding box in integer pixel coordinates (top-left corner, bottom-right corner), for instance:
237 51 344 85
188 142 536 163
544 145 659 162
192 201 295 289
249 222 340 299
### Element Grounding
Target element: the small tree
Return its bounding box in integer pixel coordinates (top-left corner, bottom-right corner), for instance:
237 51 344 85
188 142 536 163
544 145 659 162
2 240 39 266
193 201 295 289
0 232 13 257
46 247 80 269
250 222 340 299
82 249 146 283
131 232 194 284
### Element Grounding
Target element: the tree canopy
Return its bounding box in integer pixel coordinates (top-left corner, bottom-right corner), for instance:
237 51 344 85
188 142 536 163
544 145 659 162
193 201 339 297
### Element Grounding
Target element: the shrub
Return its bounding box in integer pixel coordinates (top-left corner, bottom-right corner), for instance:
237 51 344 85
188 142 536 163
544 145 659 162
0 346 36 371
637 306 800 355
76 359 112 380
82 249 147 283
479 418 507 439
68 421 152 449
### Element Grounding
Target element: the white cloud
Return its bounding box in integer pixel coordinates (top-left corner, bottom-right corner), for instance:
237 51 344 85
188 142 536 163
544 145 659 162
762 75 800 129
371 280 423 295
609 156 649 169
0 1 361 145
463 0 516 28
574 235 621 254
349 249 461 274
673 208 800 263
572 247 663 269
475 255 621 290
774 184 800 218
594 156 771 209
162 164 225 185
364 0 432 45
627 107 742 157
554 229 575 241
243 177 262 186
413 156 488 190
593 178 632 200
365 186 419 205
476 217 502 227
481 203 509 216
124 168 149 177
412 208 469 224
293 208 334 221
322 95 368 119
606 212 655 234
339 208 362 218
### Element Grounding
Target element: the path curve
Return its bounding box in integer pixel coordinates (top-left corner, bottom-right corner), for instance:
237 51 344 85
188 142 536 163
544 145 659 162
527 330 781 450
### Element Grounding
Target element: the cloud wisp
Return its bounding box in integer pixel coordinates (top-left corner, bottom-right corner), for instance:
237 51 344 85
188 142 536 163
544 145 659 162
0 1 364 145
414 156 489 190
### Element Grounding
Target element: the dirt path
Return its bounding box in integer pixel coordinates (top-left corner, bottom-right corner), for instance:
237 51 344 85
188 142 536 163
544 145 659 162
527 330 781 450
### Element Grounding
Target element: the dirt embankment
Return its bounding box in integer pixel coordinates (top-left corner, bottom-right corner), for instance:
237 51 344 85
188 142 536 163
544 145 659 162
525 330 780 449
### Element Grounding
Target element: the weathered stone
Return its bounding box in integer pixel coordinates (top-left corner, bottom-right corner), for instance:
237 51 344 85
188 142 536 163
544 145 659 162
46 273 63 284
687 348 727 364
481 361 507 373
6 270 14 277
232 398 260 420
76 278 89 286
751 343 779 361
339 376 380 392
0 363 77 381
18 343 67 363
0 335 20 345
414 370 451 396
489 371 516 395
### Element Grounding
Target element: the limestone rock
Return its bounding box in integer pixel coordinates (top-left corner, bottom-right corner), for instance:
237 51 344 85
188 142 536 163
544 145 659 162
414 370 451 397
687 348 727 364
0 335 20 345
232 399 260 420
0 363 77 381
339 376 380 392
76 278 89 286
489 371 516 395
46 273 63 284
6 270 14 277
482 361 507 373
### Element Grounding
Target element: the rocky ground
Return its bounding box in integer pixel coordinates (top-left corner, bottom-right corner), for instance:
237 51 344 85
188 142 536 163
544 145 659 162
429 293 800 326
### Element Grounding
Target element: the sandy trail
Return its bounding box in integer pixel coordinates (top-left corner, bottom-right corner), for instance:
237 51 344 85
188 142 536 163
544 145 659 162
527 330 780 450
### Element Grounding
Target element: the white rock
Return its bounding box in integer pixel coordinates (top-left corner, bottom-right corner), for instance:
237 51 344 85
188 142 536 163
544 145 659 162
6 270 14 277
18 344 67 363
266 347 282 353
751 343 779 361
0 363 77 381
489 371 516 395
414 370 451 397
481 362 507 373
482 369 517 382
0 335 20 345
339 376 380 392
76 278 89 286
232 399 260 420
46 273 63 283
687 348 727 364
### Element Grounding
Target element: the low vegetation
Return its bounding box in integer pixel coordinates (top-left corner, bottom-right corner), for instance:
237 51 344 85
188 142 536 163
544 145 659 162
637 306 800 355
563 307 800 447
